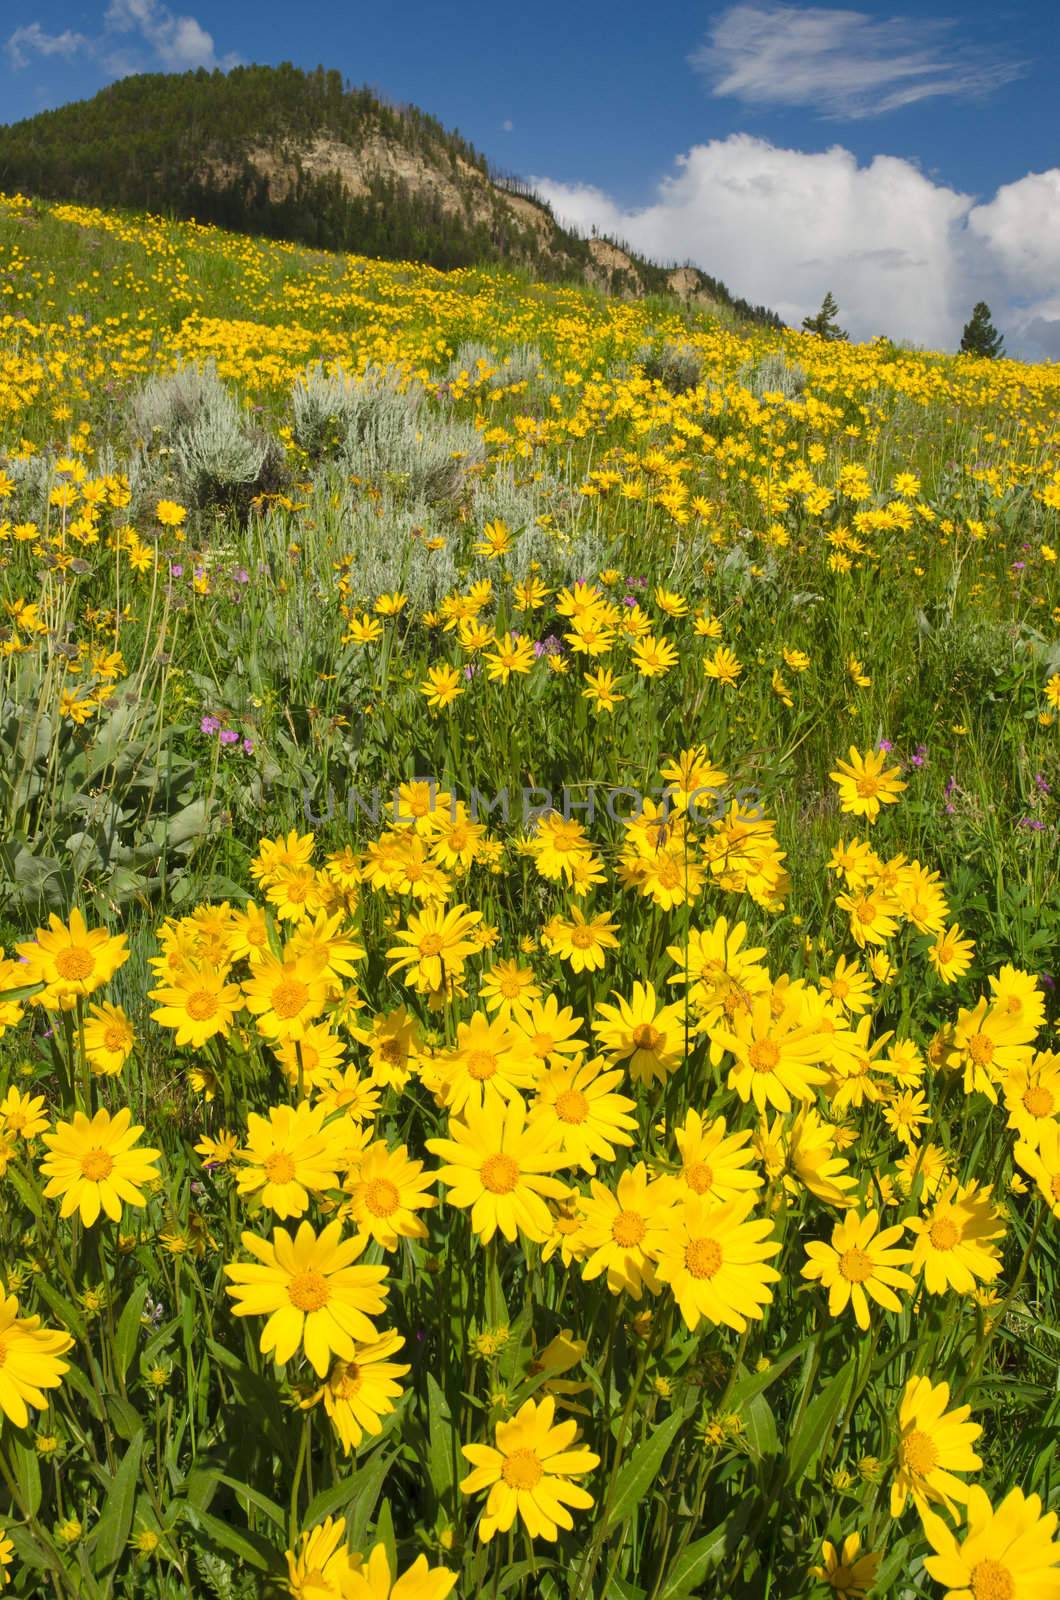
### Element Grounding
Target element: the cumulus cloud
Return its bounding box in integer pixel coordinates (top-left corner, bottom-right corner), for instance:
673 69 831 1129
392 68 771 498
5 2 237 78
531 137 1060 358
693 4 1024 119
6 23 89 68
103 0 230 72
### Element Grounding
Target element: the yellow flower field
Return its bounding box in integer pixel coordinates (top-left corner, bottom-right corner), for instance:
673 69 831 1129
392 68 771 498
0 190 1058 1597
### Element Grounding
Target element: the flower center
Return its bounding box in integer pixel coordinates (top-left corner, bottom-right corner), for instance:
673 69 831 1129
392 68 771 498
480 1153 519 1194
838 1247 874 1283
1023 1085 1054 1118
363 1178 400 1217
102 1026 127 1051
187 989 218 1020
55 947 95 981
287 1270 330 1312
685 1237 723 1279
466 1050 497 1081
928 1216 961 1250
831 978 850 998
272 979 310 1020
5 1111 26 1131
499 975 523 998
379 1039 403 1065
419 933 444 957
332 1363 361 1398
901 1429 939 1477
968 1033 995 1066
856 775 880 797
501 1448 544 1489
263 1151 296 1184
569 927 594 949
970 1559 1014 1600
748 1039 780 1072
631 1023 661 1051
937 944 955 964
684 1161 715 1194
555 1089 590 1124
612 1210 646 1247
80 1148 114 1181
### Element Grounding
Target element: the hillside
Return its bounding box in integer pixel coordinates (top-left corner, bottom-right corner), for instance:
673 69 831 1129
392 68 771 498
0 63 781 326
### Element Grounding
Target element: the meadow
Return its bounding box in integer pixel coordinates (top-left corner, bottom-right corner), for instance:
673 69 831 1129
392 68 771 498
0 188 1059 1598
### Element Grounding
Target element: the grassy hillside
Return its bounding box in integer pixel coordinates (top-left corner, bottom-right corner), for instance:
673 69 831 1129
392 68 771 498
0 64 782 324
0 193 1058 1598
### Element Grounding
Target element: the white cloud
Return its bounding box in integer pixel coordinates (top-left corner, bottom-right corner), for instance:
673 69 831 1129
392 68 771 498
5 3 236 79
693 4 1024 118
103 0 234 70
532 137 1060 359
6 23 89 68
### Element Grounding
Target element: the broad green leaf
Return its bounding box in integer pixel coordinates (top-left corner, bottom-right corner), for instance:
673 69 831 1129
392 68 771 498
426 1371 454 1504
213 1472 286 1530
655 1504 753 1600
92 1432 143 1576
182 1505 279 1572
10 1434 42 1517
114 1281 149 1383
604 1407 685 1535
785 1359 855 1486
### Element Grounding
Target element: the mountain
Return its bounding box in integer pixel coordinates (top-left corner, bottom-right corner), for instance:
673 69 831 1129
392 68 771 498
0 64 781 327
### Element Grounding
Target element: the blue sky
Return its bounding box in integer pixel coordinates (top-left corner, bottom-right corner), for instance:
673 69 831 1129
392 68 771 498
3 2 1059 355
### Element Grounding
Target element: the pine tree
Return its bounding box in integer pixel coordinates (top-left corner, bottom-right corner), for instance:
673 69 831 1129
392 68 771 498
802 291 847 341
959 303 1004 359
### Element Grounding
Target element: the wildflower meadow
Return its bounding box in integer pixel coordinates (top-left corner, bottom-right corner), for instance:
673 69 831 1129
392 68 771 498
0 191 1058 1598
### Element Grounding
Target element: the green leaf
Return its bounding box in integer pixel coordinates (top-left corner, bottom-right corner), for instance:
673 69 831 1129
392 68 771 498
213 1473 286 1531
604 1408 685 1536
181 1505 280 1573
114 1281 149 1383
426 1372 454 1505
655 1505 753 1600
785 1359 855 1486
373 1498 397 1574
345 1448 397 1549
741 1390 779 1462
91 1432 143 1576
10 1433 42 1517
727 1336 814 1409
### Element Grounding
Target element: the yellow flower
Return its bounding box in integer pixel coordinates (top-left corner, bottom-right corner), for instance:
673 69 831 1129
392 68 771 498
890 1376 982 1520
713 991 831 1113
672 1110 762 1204
435 1010 537 1118
801 1209 914 1330
592 982 685 1087
426 1099 571 1245
149 963 244 1048
922 1485 1060 1599
652 1193 780 1331
40 1107 161 1226
528 1053 636 1175
483 631 535 682
242 954 330 1042
154 499 187 527
810 1533 881 1596
541 905 620 973
1014 1118 1060 1218
577 1162 674 1299
235 1101 346 1219
83 1001 136 1076
344 1542 457 1600
1001 1052 1060 1147
16 907 128 1006
906 1182 1004 1295
343 1140 437 1248
308 1330 410 1455
829 746 906 824
703 643 742 687
0 1087 49 1142
460 1395 598 1543
225 1219 389 1376
385 904 482 996
285 1515 355 1598
421 664 464 709
0 1294 73 1426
